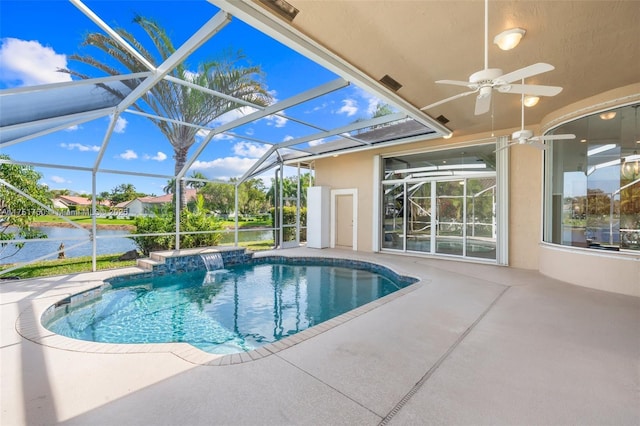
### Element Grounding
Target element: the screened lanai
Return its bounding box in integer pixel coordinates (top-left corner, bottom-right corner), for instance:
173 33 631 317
0 0 450 274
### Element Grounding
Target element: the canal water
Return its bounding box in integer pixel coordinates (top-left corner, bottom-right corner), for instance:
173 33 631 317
0 227 273 265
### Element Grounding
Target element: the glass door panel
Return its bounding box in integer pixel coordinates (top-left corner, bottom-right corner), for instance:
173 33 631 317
465 177 497 259
382 183 405 250
436 180 464 256
406 182 432 252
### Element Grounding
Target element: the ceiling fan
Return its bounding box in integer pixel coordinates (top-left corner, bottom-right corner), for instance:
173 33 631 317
421 0 563 115
496 85 575 152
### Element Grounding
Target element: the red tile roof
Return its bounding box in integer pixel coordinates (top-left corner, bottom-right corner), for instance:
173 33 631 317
56 195 110 206
141 189 197 204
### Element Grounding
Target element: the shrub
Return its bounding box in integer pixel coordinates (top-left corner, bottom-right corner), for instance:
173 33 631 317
130 214 175 255
270 206 307 243
178 209 222 249
130 198 223 255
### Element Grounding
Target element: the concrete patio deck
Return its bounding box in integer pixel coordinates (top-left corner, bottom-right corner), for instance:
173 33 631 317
1 248 639 425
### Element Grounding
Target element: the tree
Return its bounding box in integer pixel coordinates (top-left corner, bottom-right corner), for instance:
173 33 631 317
163 178 176 195
267 173 312 207
187 171 207 190
0 154 49 261
50 188 71 197
130 194 221 255
63 16 272 210
201 181 234 216
372 102 394 118
237 178 267 215
109 183 144 205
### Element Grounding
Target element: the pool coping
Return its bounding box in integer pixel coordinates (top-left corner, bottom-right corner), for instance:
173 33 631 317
15 252 423 366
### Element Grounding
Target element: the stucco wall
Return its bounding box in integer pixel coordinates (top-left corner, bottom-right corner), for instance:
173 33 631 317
315 137 488 253
508 146 542 269
539 244 640 297
315 152 374 252
311 84 640 296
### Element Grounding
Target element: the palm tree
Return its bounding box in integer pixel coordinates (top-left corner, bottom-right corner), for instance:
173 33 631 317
62 15 272 210
187 171 207 190
163 178 176 195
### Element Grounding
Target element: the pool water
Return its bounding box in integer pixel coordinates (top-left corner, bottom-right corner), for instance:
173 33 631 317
44 262 409 354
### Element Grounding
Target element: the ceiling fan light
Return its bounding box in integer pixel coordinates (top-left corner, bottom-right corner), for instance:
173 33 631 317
493 28 526 50
523 96 540 107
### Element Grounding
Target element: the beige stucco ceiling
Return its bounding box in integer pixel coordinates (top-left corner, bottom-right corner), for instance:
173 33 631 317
279 0 640 138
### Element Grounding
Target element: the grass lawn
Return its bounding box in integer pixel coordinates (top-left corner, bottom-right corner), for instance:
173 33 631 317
0 254 137 280
0 241 275 280
31 215 135 227
31 215 273 229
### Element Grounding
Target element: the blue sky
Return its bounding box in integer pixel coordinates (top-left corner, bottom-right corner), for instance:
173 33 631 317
0 0 385 196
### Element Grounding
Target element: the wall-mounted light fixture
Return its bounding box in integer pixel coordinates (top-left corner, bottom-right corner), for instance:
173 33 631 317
599 111 617 120
493 28 526 50
523 96 540 107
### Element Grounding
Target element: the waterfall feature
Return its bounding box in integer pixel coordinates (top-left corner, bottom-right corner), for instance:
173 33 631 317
200 252 224 271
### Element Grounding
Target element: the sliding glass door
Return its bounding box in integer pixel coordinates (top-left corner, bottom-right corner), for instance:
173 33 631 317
380 145 500 261
436 180 465 256
406 182 432 252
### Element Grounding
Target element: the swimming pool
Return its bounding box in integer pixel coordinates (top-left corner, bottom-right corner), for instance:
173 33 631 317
43 258 416 355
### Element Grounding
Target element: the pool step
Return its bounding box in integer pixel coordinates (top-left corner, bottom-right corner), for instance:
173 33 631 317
137 258 162 271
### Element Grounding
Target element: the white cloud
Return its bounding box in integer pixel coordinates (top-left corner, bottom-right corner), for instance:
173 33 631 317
191 157 257 180
113 116 128 133
214 133 235 141
233 142 269 159
308 138 326 147
0 38 71 86
245 128 255 136
367 98 381 116
60 142 100 152
283 135 295 142
305 101 332 114
50 175 70 184
267 89 279 99
143 151 168 162
195 129 237 141
211 106 259 126
119 149 138 160
353 86 387 116
338 99 358 117
264 114 288 128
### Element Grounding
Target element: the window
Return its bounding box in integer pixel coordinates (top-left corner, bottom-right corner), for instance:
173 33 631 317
544 104 640 252
381 145 498 260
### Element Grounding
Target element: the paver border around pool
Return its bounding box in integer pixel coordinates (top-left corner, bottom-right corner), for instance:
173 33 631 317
15 250 423 366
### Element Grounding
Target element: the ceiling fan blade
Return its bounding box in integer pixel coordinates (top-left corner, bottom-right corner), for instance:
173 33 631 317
435 79 474 88
497 83 563 97
538 133 576 141
500 63 555 83
530 141 548 150
474 92 492 115
420 90 477 110
494 142 516 153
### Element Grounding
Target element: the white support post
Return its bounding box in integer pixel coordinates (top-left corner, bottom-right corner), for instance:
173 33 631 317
296 163 301 243
279 166 284 248
235 184 239 247
175 180 181 250
91 172 97 272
